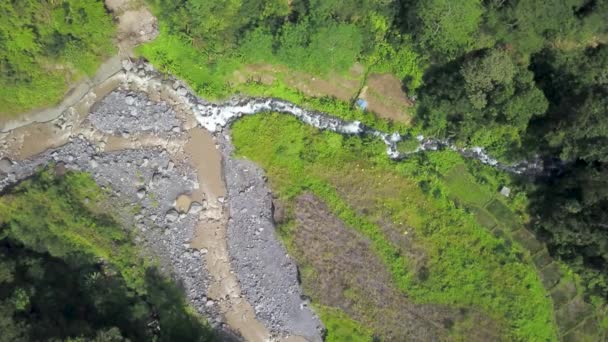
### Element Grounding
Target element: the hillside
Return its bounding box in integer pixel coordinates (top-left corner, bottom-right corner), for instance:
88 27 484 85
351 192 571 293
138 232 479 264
1 0 607 341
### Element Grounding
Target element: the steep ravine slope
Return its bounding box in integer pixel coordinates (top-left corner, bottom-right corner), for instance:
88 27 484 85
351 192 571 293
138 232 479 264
2 58 604 340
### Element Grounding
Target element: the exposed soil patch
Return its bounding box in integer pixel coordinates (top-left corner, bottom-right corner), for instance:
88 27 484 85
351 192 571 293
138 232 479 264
359 73 413 124
105 0 157 54
105 0 140 13
323 164 432 277
292 193 479 341
233 63 365 102
184 128 226 201
284 64 364 102
116 8 158 49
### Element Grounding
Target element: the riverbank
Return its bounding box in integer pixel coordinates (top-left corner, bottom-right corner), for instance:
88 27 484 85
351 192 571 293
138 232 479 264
0 61 323 341
3 56 605 340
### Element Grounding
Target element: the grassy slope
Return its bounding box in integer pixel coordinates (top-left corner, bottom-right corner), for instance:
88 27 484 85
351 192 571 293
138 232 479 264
231 113 557 341
443 163 608 340
317 306 374 342
0 1 115 117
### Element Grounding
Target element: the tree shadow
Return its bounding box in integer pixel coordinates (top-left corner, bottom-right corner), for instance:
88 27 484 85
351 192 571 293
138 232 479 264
0 237 242 341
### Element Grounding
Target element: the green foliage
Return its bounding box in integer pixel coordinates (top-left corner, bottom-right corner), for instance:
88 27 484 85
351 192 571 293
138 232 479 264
530 163 608 298
1 169 145 291
408 0 608 158
484 0 605 56
141 0 425 102
142 0 608 324
533 45 608 162
236 28 276 64
416 48 548 158
0 0 115 116
138 31 239 98
296 23 363 74
413 0 484 60
146 0 392 77
0 168 214 341
317 306 373 342
396 135 420 154
231 113 557 340
367 40 424 91
525 44 608 301
444 164 494 207
461 49 516 110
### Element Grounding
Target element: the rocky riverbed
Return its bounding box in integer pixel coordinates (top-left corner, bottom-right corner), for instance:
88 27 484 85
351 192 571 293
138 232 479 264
0 62 325 341
0 121 222 332
221 132 323 341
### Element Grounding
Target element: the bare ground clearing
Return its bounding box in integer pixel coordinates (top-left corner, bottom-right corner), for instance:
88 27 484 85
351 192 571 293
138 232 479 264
232 63 365 102
359 73 413 124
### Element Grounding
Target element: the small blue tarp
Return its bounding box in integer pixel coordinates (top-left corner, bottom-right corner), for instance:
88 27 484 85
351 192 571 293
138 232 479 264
356 98 368 110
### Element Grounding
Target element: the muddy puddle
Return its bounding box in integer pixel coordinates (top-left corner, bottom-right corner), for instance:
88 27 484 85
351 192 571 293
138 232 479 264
184 128 225 201
14 124 69 160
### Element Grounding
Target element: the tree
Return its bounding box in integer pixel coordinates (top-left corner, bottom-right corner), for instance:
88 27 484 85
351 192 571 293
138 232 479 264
461 48 516 110
416 48 547 157
532 45 608 162
483 0 607 56
531 162 608 297
414 0 484 60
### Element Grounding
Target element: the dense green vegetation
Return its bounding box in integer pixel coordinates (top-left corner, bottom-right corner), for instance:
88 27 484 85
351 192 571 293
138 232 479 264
232 113 556 340
0 167 213 341
526 45 608 301
140 0 424 98
407 2 608 305
316 306 373 342
0 0 115 116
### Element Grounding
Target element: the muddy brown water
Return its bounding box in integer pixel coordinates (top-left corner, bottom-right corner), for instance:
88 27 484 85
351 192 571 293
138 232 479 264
184 128 226 201
184 128 309 342
1 75 124 161
186 127 276 342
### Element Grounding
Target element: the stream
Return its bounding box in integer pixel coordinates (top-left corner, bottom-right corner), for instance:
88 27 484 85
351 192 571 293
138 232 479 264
165 81 542 175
